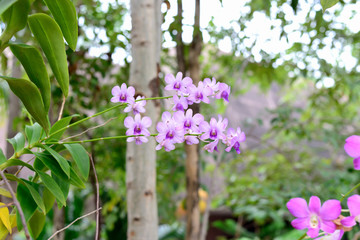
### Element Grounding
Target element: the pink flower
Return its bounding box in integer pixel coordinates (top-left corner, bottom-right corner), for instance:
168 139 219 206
204 139 219 153
223 127 246 154
215 82 230 102
340 195 360 228
204 77 219 95
286 196 341 238
124 114 152 145
187 81 212 104
314 230 344 240
124 96 146 115
155 111 184 151
111 83 135 104
174 109 204 145
172 95 188 112
200 115 228 141
164 72 193 94
344 135 360 170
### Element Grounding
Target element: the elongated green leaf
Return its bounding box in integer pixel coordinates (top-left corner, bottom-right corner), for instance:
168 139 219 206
25 123 43 147
0 188 11 198
0 76 50 133
70 168 86 189
44 0 78 50
23 181 46 214
0 202 11 233
1 0 30 41
0 0 17 16
46 115 74 143
0 159 35 171
7 132 24 154
321 0 339 12
10 44 51 111
37 171 66 206
28 210 45 239
64 144 89 180
42 188 55 213
16 183 37 222
39 145 70 178
0 149 5 164
52 174 69 208
34 153 67 180
28 13 69 97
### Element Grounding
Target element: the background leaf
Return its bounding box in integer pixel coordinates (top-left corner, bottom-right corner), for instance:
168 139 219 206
0 0 17 16
28 210 45 239
320 0 339 12
28 13 69 97
0 149 5 164
0 76 50 133
44 0 78 50
10 44 51 111
46 115 75 143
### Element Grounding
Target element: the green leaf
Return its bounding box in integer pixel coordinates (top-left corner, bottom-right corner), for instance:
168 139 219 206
44 0 78 50
16 183 37 222
7 132 24 154
52 174 69 208
25 123 43 147
38 145 70 178
64 144 90 180
70 167 86 189
0 76 50 133
37 171 66 207
34 153 67 180
0 149 5 164
46 115 75 143
321 0 339 12
0 188 11 199
0 158 35 171
28 13 69 97
1 0 30 41
23 181 46 214
10 44 51 111
28 210 45 239
42 187 55 213
0 0 17 16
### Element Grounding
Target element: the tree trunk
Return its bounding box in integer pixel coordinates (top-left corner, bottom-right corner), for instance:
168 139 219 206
126 1 161 239
185 0 202 239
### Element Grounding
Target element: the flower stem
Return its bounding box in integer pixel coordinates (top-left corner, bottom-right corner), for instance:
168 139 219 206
340 182 360 202
297 233 307 240
47 134 159 144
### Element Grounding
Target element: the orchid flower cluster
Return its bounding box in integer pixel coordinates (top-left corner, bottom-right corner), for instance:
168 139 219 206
286 135 360 239
110 72 245 153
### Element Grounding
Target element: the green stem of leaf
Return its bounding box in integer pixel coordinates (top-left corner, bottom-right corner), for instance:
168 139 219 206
340 182 360 202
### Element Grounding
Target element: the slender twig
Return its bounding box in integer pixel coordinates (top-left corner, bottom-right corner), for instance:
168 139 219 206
340 182 360 202
297 233 307 240
47 208 102 240
88 153 100 240
0 202 14 209
58 96 66 121
0 171 30 240
61 117 117 142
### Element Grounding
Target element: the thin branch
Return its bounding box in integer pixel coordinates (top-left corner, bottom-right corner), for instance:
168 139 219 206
47 208 102 240
88 153 100 240
61 117 117 142
0 171 30 240
58 95 66 121
0 202 14 209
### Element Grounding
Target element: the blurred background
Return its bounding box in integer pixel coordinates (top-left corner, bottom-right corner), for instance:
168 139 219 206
1 0 360 239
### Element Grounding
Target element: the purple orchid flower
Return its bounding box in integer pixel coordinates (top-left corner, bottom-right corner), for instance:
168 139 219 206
124 96 146 115
204 139 219 153
340 194 360 228
187 81 212 104
223 127 246 154
164 72 193 94
155 111 184 151
215 82 230 102
173 109 204 132
200 115 228 141
314 230 344 240
344 135 360 170
124 114 152 145
204 77 219 95
286 196 341 238
111 83 135 104
172 95 189 112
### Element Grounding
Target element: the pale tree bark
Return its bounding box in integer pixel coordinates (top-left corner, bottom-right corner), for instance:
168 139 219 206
185 0 202 239
126 0 161 239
